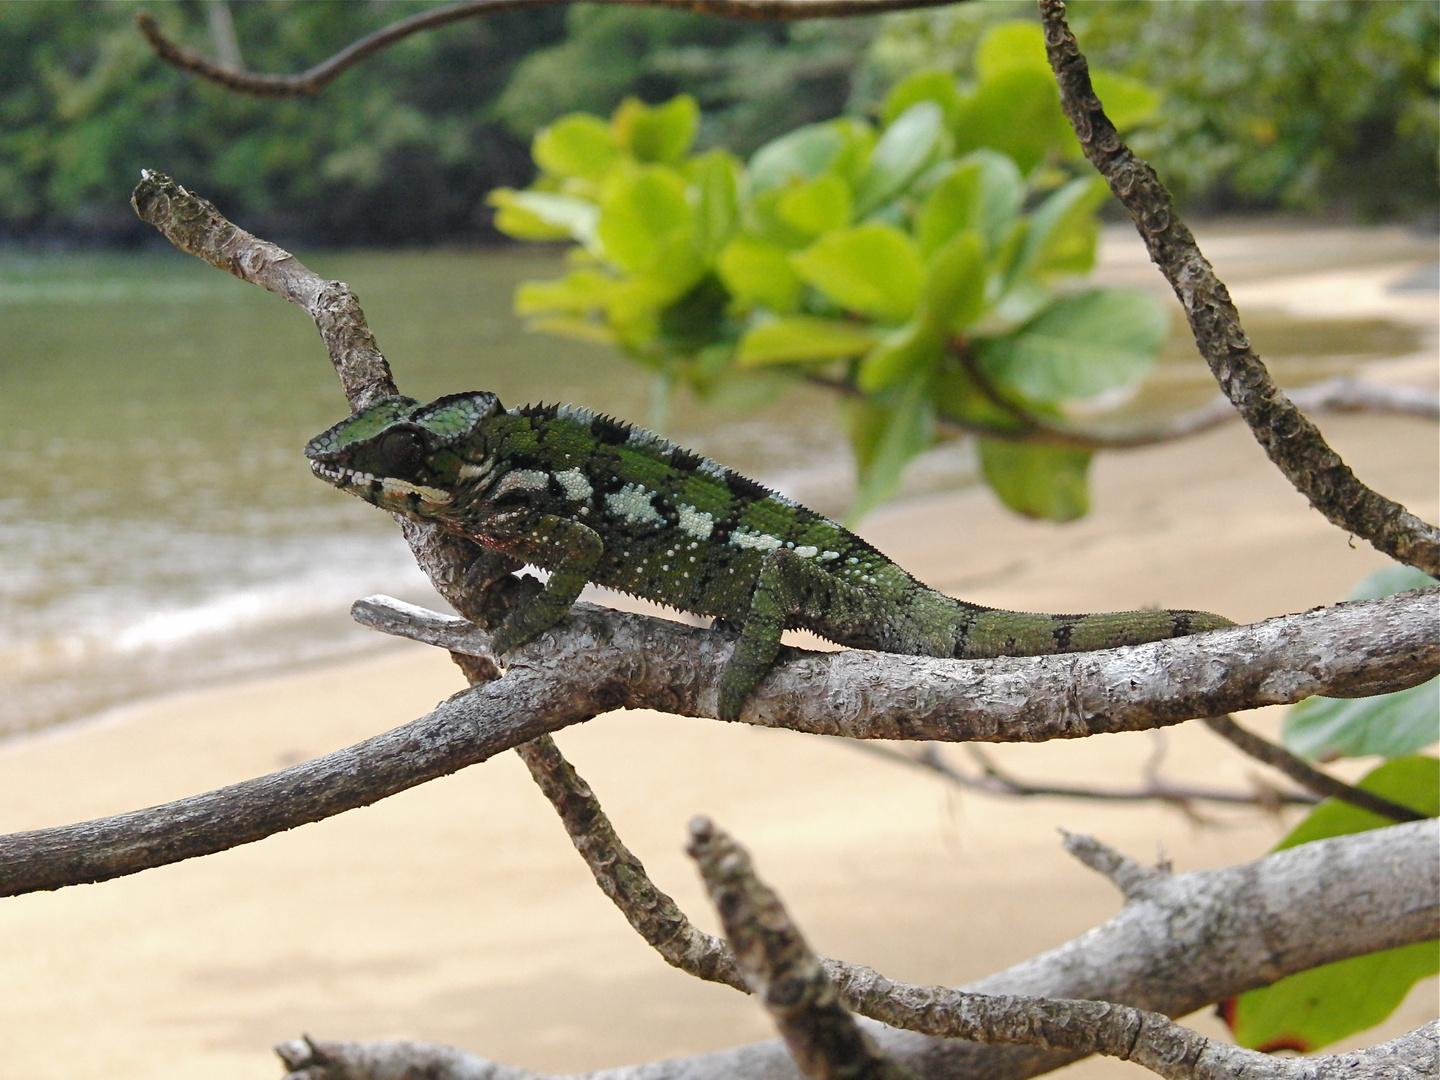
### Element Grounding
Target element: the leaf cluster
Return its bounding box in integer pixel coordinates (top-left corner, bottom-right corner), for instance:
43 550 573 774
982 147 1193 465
492 21 1167 520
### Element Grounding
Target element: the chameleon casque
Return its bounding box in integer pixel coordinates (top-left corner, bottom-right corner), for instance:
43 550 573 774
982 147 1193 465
306 391 1233 720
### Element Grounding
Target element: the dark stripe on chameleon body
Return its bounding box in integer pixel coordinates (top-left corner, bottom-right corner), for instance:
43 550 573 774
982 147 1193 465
590 414 632 446
1170 612 1194 636
1052 620 1074 651
724 470 771 503
668 446 706 473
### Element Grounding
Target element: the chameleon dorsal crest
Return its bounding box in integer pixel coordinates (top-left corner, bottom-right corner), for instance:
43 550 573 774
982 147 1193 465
307 392 1232 720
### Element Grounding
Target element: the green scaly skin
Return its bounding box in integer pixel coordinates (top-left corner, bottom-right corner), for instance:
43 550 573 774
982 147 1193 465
306 392 1234 720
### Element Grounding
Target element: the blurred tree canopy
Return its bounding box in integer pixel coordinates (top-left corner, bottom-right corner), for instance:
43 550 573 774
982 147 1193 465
1 0 1435 245
872 0 1439 220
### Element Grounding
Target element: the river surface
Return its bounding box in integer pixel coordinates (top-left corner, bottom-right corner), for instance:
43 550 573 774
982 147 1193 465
0 238 1426 736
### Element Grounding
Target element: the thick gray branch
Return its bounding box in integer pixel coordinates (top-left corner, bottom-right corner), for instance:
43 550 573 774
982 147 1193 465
355 588 1439 739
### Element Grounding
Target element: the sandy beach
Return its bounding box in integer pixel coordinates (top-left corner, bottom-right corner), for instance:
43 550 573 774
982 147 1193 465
0 240 1435 1079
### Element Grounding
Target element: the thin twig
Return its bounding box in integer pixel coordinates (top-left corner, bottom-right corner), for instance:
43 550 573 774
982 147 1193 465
136 0 959 98
848 739 1316 809
807 373 1438 452
1039 0 1440 576
1203 715 1428 823
512 735 748 990
689 818 917 1080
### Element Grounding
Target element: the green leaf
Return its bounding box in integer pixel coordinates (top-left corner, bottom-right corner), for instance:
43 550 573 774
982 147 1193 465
596 166 697 277
690 149 741 259
487 189 596 243
1282 566 1439 760
977 289 1168 403
1227 757 1438 1053
611 95 699 164
515 268 613 316
953 67 1073 176
748 122 845 193
736 316 878 366
533 113 618 180
1015 176 1111 282
974 20 1051 79
881 69 962 128
978 439 1092 521
791 223 925 323
854 101 945 217
1090 71 1161 132
1284 681 1439 761
847 374 934 520
857 322 943 394
918 229 987 334
1344 564 1439 601
716 235 803 314
915 150 1024 255
776 174 854 237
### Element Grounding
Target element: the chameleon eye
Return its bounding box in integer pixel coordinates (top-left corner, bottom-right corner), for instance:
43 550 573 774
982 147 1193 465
377 428 427 477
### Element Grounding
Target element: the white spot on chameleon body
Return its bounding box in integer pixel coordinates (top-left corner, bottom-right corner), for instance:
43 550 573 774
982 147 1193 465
794 545 818 558
605 483 666 528
554 468 592 502
675 503 715 540
728 527 783 553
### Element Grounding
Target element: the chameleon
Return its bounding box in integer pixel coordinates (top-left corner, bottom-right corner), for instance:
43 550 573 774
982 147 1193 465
305 391 1233 720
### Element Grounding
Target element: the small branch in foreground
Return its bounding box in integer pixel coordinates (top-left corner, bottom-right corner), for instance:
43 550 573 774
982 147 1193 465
688 817 918 1080
513 735 748 991
137 0 957 98
1039 0 1440 576
1202 714 1428 823
687 819 1440 1080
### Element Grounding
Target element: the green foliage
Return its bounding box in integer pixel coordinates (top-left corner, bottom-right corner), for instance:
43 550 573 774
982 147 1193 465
0 0 568 244
1224 565 1439 1053
493 22 1168 519
1225 757 1438 1052
870 1 1439 219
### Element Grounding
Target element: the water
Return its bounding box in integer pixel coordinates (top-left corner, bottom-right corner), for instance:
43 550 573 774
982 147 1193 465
0 243 1425 737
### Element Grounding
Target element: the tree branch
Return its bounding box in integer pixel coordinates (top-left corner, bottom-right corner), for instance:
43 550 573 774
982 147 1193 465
849 738 1317 810
808 373 1438 453
136 0 959 98
276 819 1440 1080
1202 714 1428 822
1038 0 1440 576
688 817 917 1080
5 588 1432 896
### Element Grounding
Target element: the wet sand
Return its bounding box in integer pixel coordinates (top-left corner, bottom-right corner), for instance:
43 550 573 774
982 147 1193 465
0 242 1435 1079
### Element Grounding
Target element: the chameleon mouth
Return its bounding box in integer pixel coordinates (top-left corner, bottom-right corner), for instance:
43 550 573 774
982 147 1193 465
309 460 453 506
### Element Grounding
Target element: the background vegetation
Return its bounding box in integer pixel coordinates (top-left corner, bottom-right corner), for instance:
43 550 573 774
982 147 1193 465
1 0 1434 246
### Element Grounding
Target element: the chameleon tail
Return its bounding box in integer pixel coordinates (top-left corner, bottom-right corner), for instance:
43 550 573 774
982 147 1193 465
951 606 1235 659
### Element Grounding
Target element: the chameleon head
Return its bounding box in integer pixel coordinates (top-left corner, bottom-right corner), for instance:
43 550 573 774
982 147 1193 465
304 391 504 518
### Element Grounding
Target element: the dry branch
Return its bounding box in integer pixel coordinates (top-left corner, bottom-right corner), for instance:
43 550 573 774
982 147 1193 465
1039 0 1440 576
688 817 916 1080
1202 714 1427 822
137 0 958 98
